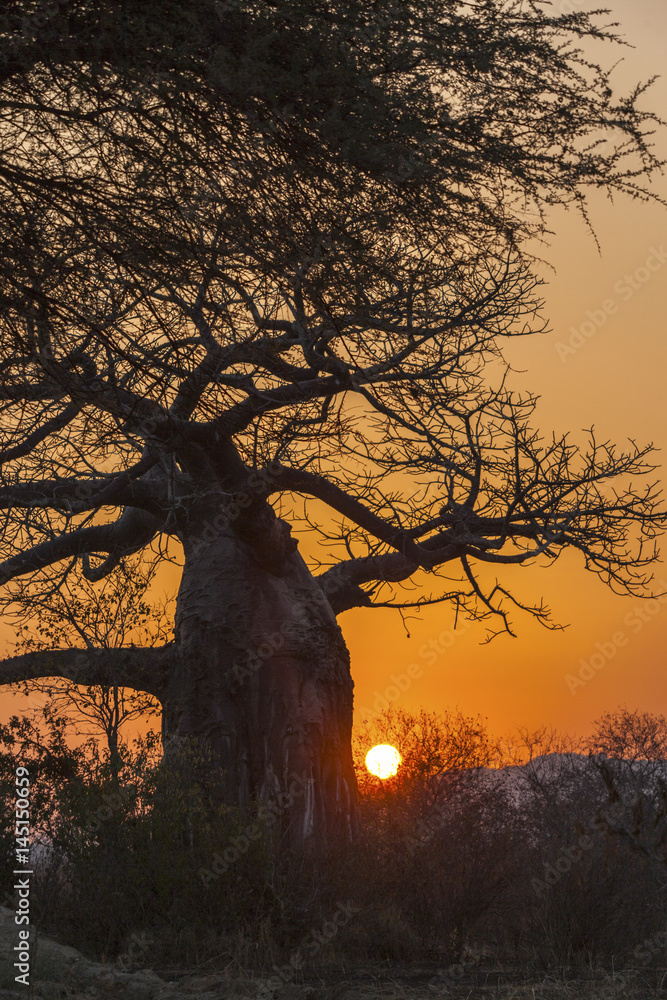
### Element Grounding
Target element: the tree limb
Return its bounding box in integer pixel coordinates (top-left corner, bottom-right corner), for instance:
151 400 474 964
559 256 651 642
0 508 162 585
272 465 435 566
0 403 81 464
0 465 167 516
0 645 174 700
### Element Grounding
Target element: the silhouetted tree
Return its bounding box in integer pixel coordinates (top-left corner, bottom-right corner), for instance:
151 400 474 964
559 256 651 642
584 706 667 764
0 1 665 842
10 557 169 767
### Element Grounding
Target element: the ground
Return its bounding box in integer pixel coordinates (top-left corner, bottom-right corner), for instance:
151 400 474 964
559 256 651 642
2 908 666 1000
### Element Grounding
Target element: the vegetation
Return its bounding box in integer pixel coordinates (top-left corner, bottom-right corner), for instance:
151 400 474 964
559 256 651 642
0 0 665 842
2 705 666 989
10 557 169 765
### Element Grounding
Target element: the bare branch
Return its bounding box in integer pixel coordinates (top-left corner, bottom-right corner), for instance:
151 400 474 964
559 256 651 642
0 645 174 700
0 508 162 585
0 402 81 464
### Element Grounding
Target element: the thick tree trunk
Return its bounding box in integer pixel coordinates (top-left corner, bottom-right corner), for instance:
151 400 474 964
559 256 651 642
161 505 358 846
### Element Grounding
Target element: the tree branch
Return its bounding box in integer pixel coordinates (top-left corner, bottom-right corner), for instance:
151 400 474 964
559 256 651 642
0 645 174 701
272 465 436 566
317 553 419 614
0 403 81 464
0 508 162 585
0 464 166 516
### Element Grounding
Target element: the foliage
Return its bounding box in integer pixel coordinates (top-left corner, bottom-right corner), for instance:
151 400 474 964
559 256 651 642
0 709 287 965
354 704 499 804
1 704 667 972
583 707 667 764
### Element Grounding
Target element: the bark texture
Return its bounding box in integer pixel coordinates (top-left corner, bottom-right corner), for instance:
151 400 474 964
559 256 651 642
161 505 358 846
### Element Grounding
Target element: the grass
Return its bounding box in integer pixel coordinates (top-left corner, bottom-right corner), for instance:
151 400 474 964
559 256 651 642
234 965 666 998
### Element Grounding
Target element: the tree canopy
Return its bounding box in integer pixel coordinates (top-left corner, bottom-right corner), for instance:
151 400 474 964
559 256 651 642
0 0 664 664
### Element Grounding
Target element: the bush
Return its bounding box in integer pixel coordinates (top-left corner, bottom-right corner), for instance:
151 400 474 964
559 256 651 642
2 703 666 977
0 710 284 968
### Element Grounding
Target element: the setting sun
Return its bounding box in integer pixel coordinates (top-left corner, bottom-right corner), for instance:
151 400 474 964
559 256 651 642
365 744 401 779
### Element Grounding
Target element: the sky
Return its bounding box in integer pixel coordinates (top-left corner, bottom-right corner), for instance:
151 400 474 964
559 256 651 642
343 0 667 741
1 0 666 744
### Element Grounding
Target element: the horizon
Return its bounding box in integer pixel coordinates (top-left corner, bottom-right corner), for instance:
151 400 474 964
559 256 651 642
0 0 665 746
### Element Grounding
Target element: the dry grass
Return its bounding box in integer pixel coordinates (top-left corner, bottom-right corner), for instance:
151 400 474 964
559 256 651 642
3 964 666 1000
268 968 664 1000
167 966 667 1000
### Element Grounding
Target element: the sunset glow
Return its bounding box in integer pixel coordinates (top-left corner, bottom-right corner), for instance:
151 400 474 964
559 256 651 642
365 744 401 779
0 3 665 752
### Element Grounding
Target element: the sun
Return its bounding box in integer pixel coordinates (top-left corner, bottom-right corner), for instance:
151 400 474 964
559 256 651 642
365 744 401 779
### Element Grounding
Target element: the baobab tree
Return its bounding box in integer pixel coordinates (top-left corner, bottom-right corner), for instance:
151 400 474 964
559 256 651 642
0 0 664 843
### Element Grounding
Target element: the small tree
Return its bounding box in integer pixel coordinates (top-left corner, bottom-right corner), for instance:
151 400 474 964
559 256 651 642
10 557 170 766
583 706 667 764
0 1 665 842
351 706 513 957
354 705 498 806
581 707 667 870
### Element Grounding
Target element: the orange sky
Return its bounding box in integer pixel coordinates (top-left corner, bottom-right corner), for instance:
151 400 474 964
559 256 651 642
1 1 666 743
345 0 667 741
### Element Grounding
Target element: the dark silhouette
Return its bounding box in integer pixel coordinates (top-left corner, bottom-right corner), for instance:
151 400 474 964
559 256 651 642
0 1 664 843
